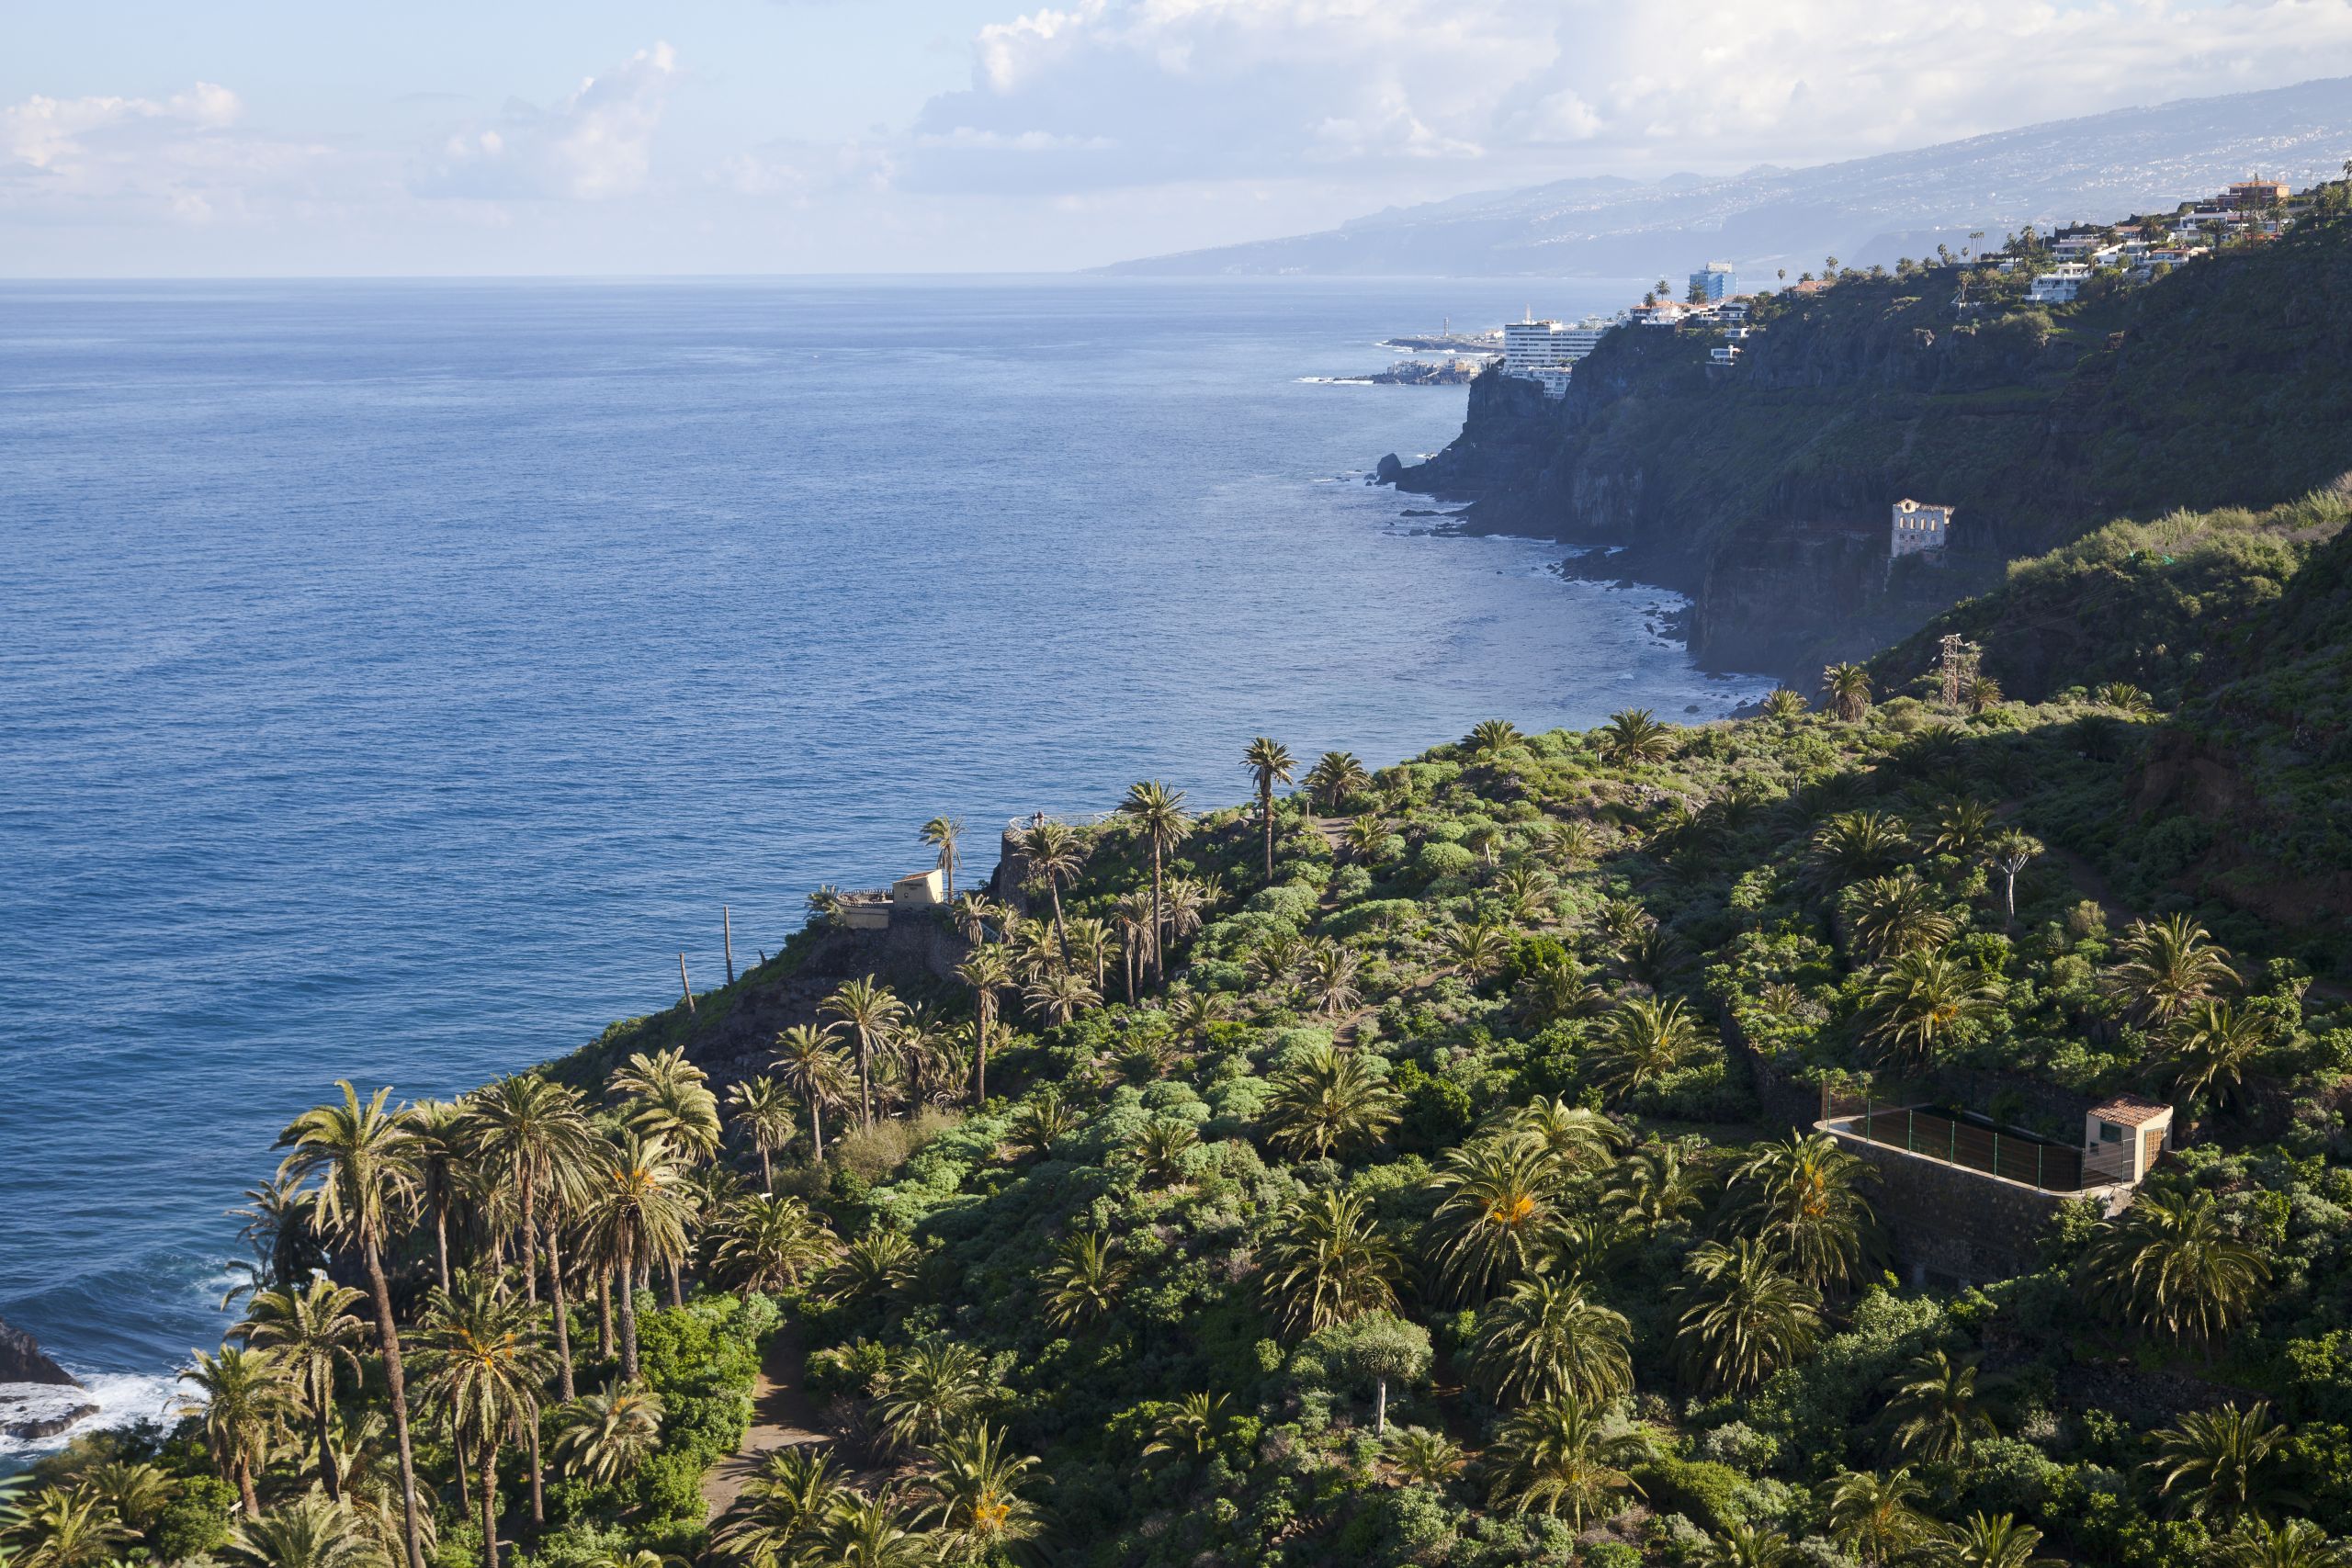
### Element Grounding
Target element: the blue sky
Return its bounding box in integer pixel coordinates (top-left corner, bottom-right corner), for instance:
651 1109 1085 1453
7 0 2352 276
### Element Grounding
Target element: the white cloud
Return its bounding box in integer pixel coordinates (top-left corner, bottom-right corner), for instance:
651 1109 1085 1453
905 0 2352 196
0 82 346 224
414 42 682 201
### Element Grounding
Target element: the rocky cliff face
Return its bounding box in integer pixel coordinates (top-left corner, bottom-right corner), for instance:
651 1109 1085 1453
0 1312 77 1386
1386 216 2352 678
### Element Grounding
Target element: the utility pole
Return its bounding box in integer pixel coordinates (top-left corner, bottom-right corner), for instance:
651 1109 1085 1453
677 953 695 1016
723 905 735 985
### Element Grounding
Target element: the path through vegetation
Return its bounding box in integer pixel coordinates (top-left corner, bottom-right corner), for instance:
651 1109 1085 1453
702 1322 829 1517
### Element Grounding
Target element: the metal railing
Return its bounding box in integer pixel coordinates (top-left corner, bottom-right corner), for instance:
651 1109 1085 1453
1833 1104 2088 1192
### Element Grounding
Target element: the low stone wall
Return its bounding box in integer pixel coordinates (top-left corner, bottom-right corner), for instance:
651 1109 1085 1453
1823 1122 2081 1287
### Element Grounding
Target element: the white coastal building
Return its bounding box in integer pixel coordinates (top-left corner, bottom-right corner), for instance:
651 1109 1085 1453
2026 265 2091 304
1890 498 1955 560
1502 315 1616 398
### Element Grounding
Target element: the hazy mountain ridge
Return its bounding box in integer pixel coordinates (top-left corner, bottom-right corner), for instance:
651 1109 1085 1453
1104 76 2352 278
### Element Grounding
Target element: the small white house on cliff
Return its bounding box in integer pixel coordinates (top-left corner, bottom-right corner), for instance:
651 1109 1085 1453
1889 499 1954 560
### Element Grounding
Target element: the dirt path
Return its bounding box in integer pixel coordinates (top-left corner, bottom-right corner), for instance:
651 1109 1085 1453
701 1322 830 1517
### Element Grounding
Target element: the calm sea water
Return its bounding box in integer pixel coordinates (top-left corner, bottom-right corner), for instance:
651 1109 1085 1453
0 276 1767 1450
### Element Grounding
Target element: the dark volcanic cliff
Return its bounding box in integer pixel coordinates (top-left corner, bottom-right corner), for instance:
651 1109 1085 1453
1389 215 2352 677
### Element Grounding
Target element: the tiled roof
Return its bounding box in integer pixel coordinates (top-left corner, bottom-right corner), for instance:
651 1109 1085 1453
2089 1095 2171 1125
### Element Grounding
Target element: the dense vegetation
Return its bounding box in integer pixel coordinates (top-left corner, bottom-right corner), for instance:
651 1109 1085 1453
10 488 2351 1568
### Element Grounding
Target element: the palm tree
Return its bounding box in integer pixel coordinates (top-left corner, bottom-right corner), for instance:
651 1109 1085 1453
1810 810 1909 884
1692 1523 1796 1568
241 1278 370 1500
2169 999 2273 1111
1860 951 2004 1070
714 1448 845 1568
953 947 1012 1103
797 1492 933 1568
1119 780 1192 985
831 1229 919 1303
1258 1187 1400 1337
1131 1119 1199 1188
2084 1186 2269 1346
1298 940 1363 1016
1822 663 1874 722
772 1024 852 1161
919 817 963 900
413 1275 555 1564
549 1382 663 1486
1931 798 1995 856
402 1100 468 1294
1261 1044 1401 1159
275 1083 424 1568
1759 687 1807 723
874 1337 992 1451
1040 1231 1130 1330
1821 1467 1935 1566
610 1052 722 1170
1023 966 1097 1027
1424 1137 1563 1302
1244 737 1296 884
1673 1237 1822 1394
80 1461 178 1537
1007 1089 1081 1160
821 976 908 1129
582 1134 695 1382
175 1345 293 1520
1142 1392 1229 1460
465 1075 598 1353
1602 1143 1704 1236
1842 874 1957 961
725 1077 798 1191
1730 1133 1878 1291
1065 916 1115 998
1464 718 1522 761
1305 750 1372 812
1441 918 1511 981
1592 996 1702 1103
1484 1399 1646 1526
225 1492 388 1568
1520 949 1604 1024
1925 1513 2059 1567
916 1422 1043 1563
712 1194 838 1292
2112 914 2241 1026
1467 1275 1634 1408
2208 1518 2348 1567
9 1487 138 1568
1019 818 1087 962
1885 1349 1996 1463
1385 1427 1465 1488
1504 1097 1623 1175
1600 709 1674 764
2144 1402 2296 1523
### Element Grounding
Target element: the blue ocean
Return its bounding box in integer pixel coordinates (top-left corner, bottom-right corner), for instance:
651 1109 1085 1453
0 276 1768 1450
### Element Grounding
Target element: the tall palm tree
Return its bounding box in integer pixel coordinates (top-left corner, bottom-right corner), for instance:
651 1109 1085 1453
9 1487 138 1568
1730 1134 1878 1292
276 1083 425 1568
1258 1187 1400 1337
821 976 908 1129
1592 996 1702 1103
1019 819 1087 964
1261 1044 1401 1160
2084 1186 2269 1346
1673 1237 1822 1395
2112 914 2241 1027
1821 663 1874 722
1860 951 2004 1070
548 1382 664 1487
402 1100 468 1294
953 947 1012 1103
1023 967 1098 1027
1821 1467 1935 1566
800 1493 933 1568
582 1134 695 1382
919 817 964 900
1040 1231 1130 1330
1467 1275 1634 1408
874 1337 992 1452
772 1024 852 1161
413 1276 556 1568
1600 709 1674 764
465 1076 597 1309
1842 874 1957 962
1484 1399 1646 1526
1243 737 1296 885
174 1346 293 1521
1065 916 1115 998
1423 1137 1564 1303
1120 781 1192 985
1885 1349 1996 1463
1925 1513 2059 1568
2207 1518 2347 1568
241 1278 371 1500
1305 750 1372 812
915 1422 1044 1563
726 1077 799 1191
2144 1402 2296 1523
225 1491 389 1568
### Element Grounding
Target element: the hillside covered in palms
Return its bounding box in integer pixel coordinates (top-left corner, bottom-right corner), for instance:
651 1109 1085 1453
10 497 2352 1568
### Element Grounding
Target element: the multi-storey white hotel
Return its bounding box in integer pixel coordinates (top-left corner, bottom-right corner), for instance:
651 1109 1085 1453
1501 315 1617 397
